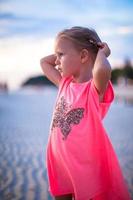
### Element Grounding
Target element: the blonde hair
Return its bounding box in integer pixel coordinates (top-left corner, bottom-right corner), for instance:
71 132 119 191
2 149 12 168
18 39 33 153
56 26 101 55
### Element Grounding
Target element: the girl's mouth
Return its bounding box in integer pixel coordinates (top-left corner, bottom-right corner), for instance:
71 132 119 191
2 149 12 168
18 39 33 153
58 67 62 73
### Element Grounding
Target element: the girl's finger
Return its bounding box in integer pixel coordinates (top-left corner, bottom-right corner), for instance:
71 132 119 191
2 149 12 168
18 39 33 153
97 42 104 48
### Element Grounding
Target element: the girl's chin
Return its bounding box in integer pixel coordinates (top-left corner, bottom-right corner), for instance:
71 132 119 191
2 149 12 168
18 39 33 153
62 74 71 78
61 71 72 77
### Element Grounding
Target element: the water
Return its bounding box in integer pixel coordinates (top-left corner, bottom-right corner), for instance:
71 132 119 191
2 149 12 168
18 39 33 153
0 87 133 200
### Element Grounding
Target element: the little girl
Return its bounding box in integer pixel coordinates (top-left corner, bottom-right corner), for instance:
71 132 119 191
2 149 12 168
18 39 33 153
40 27 131 200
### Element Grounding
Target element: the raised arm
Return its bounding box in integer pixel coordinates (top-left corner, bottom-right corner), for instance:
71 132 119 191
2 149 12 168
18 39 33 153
92 42 112 101
40 54 62 87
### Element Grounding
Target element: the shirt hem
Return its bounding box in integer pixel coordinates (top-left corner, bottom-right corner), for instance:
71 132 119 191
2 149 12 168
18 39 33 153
49 188 74 197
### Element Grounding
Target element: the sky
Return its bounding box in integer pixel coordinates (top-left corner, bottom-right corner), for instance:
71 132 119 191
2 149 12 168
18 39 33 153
0 0 133 90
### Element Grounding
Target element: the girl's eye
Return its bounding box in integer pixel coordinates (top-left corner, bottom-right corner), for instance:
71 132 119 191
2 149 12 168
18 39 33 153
58 53 63 57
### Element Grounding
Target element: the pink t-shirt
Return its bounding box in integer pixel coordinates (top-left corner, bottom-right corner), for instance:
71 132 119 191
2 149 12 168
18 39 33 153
46 77 131 200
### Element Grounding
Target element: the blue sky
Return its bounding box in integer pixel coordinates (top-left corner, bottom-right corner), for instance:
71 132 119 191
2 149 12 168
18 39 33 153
0 0 133 89
0 0 133 38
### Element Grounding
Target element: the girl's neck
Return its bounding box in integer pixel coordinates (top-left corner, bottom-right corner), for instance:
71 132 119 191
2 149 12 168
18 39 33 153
72 65 93 83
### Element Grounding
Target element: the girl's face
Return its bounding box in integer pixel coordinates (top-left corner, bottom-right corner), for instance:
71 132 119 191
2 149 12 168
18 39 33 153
54 38 82 77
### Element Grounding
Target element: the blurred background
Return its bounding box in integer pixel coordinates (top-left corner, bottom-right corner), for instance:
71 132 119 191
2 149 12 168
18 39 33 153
0 0 133 199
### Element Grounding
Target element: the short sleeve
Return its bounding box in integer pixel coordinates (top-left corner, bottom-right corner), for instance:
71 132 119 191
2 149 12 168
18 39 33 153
57 76 72 97
58 76 66 89
89 79 114 119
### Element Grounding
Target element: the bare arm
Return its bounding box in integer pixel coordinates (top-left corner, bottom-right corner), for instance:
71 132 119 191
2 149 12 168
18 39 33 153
92 42 112 101
40 54 62 87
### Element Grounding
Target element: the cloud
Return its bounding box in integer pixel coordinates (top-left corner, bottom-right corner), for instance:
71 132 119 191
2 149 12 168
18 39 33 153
0 35 55 90
0 0 133 39
118 26 133 35
0 0 75 38
0 12 70 38
0 12 17 20
98 26 133 38
0 36 55 71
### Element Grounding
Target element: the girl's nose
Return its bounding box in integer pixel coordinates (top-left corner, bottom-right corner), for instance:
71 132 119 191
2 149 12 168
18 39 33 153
55 57 60 65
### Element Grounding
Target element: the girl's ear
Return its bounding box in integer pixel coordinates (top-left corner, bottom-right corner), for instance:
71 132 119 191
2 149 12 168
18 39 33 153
80 49 89 63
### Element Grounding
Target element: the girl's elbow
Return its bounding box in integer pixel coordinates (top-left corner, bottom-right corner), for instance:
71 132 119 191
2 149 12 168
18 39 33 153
40 58 45 67
94 64 112 80
102 62 112 80
107 65 112 80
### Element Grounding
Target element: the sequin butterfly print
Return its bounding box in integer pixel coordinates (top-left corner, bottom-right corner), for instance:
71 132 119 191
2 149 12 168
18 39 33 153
52 96 85 139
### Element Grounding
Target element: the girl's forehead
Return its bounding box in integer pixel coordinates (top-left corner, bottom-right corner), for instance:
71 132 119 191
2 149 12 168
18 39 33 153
55 38 74 51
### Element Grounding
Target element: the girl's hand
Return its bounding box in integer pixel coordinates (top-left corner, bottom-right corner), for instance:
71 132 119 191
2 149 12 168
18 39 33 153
40 54 62 87
40 54 57 66
97 42 111 57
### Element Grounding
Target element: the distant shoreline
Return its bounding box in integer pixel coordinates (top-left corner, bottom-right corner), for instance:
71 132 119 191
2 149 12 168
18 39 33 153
114 85 133 98
0 84 133 100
